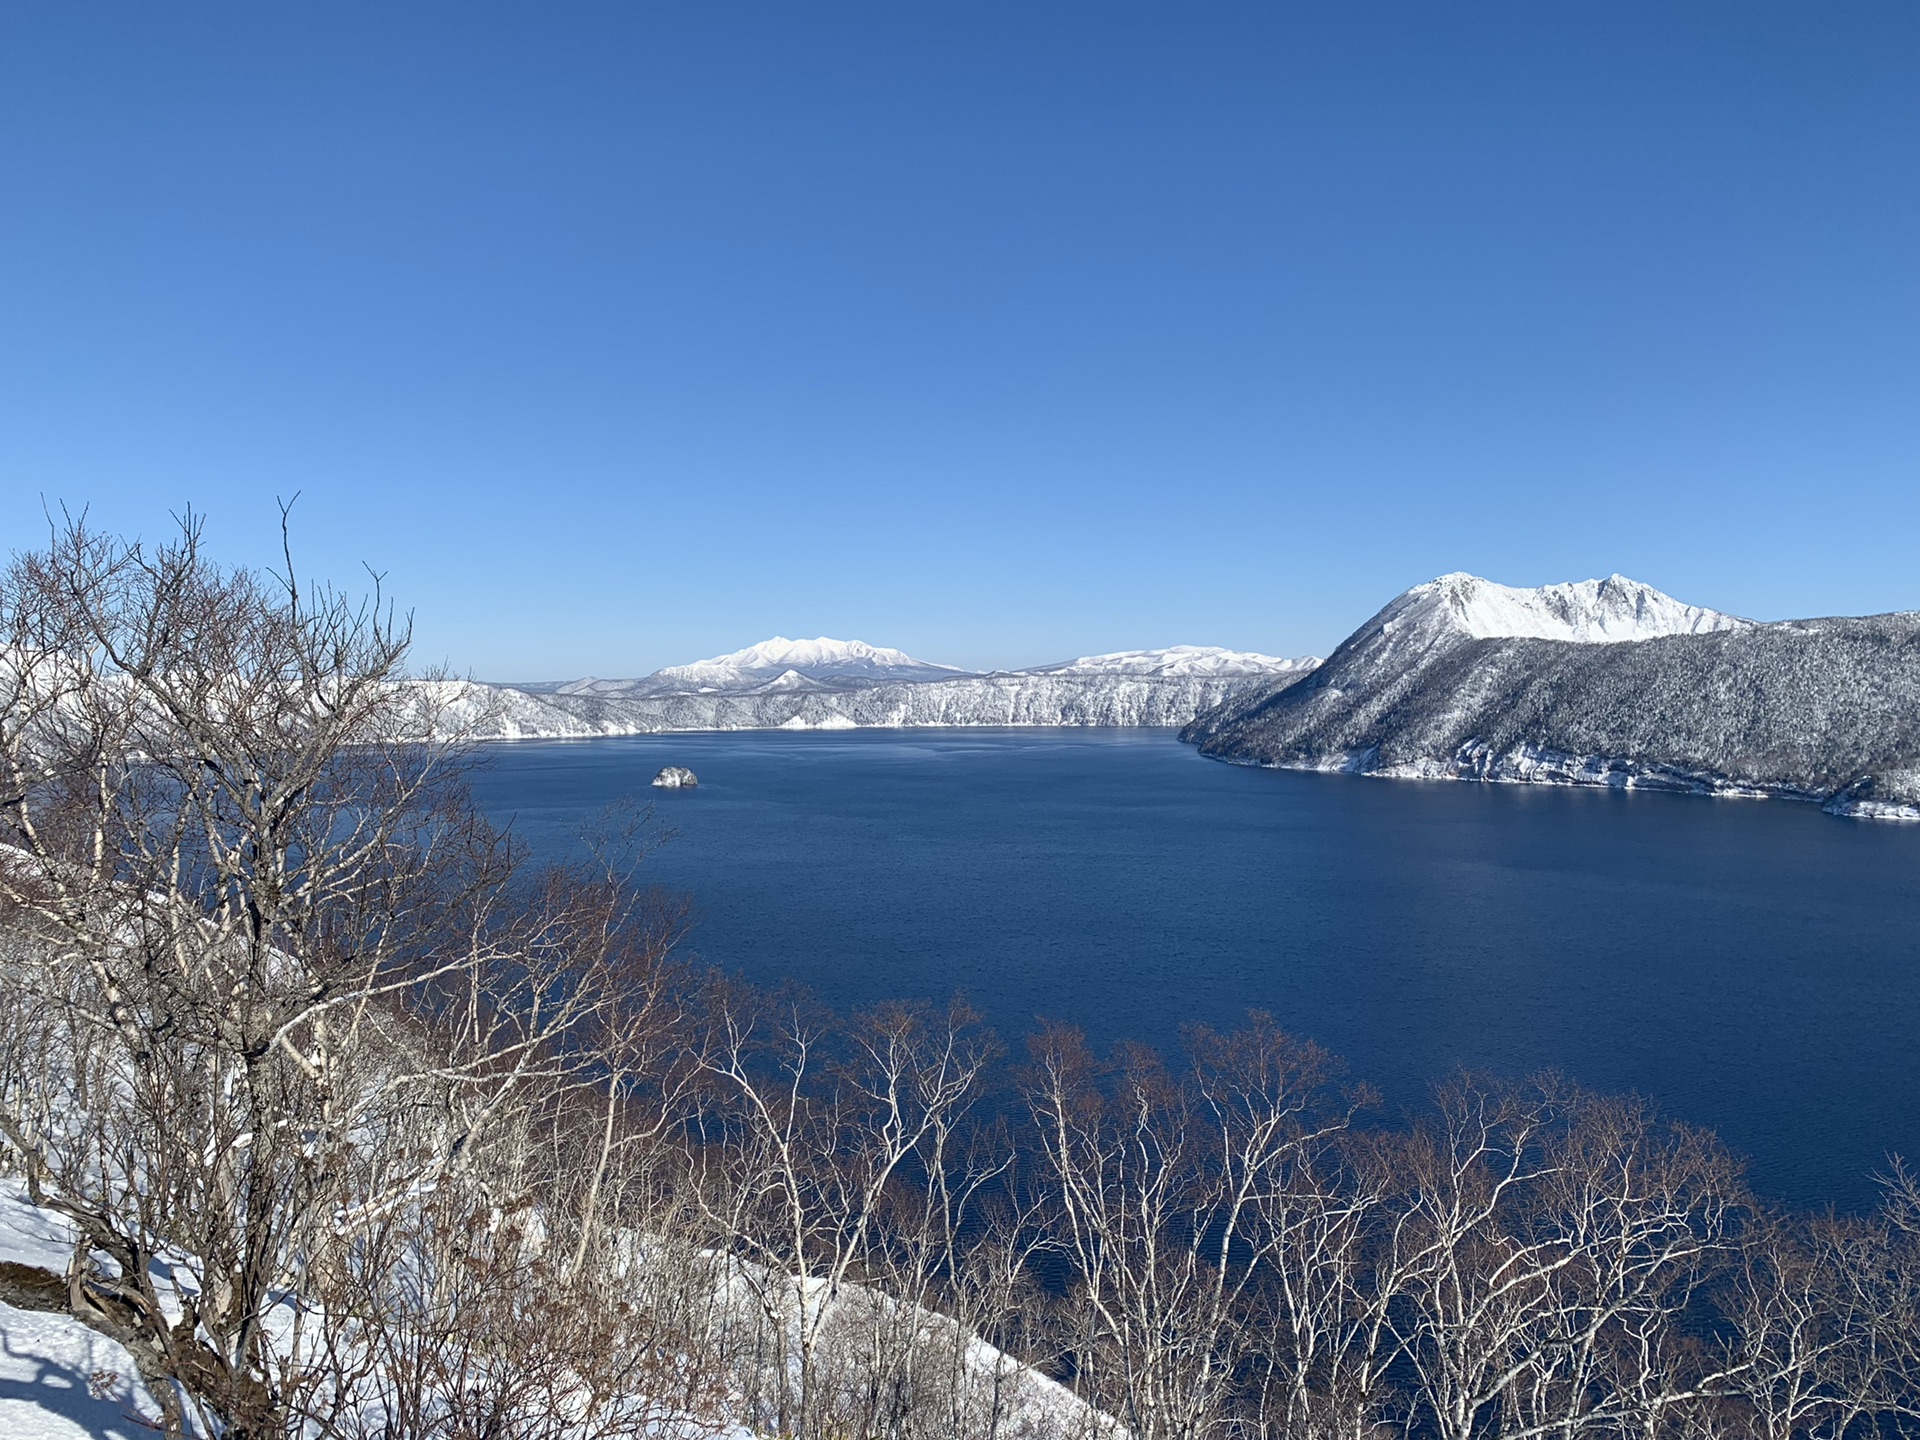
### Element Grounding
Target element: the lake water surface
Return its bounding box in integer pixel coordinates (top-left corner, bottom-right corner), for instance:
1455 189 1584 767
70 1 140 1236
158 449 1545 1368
469 728 1920 1210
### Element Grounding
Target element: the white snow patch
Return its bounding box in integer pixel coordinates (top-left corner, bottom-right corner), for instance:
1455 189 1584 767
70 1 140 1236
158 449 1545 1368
1826 797 1920 821
777 712 859 730
0 1180 165 1440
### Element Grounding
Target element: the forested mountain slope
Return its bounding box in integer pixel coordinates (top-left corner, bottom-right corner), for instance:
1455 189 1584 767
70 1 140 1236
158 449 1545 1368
1183 575 1920 819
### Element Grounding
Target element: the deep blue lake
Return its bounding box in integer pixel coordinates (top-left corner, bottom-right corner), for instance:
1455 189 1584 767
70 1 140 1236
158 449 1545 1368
469 728 1920 1211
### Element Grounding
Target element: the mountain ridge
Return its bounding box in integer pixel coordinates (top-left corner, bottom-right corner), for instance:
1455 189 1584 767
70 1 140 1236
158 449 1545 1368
440 641 1321 738
514 637 1312 697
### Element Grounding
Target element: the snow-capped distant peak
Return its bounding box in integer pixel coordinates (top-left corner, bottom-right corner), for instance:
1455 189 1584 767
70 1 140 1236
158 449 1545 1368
1380 573 1749 645
696 636 942 673
540 638 965 699
553 636 973 697
1037 645 1321 679
654 636 961 683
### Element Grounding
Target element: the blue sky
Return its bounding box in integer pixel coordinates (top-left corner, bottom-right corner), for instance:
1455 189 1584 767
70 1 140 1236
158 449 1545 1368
2 4 1915 678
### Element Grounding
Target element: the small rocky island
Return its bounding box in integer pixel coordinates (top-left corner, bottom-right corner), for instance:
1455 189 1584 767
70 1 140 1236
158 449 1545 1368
651 766 699 788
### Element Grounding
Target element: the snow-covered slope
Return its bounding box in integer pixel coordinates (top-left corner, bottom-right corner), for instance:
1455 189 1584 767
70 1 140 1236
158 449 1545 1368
1183 573 1920 820
393 679 623 739
1376 573 1749 645
446 643 1320 738
0 1170 1095 1440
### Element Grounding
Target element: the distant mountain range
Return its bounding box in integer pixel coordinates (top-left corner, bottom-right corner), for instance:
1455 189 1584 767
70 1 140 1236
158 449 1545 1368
434 576 1920 821
1182 573 1920 821
440 638 1320 738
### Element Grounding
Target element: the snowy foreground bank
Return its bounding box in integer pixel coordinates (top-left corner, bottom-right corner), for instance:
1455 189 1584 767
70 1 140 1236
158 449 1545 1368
0 1177 1105 1440
0 1181 163 1440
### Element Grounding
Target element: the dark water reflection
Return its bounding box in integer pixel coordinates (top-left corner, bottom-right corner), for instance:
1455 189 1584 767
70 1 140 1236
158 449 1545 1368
468 729 1920 1210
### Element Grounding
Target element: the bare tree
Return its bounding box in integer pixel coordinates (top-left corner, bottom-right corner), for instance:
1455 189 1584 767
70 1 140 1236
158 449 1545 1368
1716 1168 1920 1440
683 985 997 1439
0 512 698 1436
1372 1077 1742 1440
1024 1015 1363 1440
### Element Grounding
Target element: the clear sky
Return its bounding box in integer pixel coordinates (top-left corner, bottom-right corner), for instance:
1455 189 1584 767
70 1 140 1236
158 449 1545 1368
2 4 1915 678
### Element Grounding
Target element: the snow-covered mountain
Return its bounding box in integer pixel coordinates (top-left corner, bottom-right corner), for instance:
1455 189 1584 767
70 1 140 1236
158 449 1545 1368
1183 574 1920 821
558 637 965 697
447 642 1320 738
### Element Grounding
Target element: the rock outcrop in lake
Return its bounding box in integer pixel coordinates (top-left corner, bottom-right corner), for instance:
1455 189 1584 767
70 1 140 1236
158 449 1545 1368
1181 574 1920 820
651 766 698 788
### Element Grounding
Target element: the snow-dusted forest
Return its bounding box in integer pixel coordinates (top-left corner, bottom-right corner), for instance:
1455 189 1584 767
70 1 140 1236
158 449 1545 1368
3 524 1919 1440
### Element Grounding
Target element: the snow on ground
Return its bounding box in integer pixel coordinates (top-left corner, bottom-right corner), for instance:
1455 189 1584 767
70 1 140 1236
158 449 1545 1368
0 1172 1087 1438
704 1257 1117 1440
0 1181 163 1440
